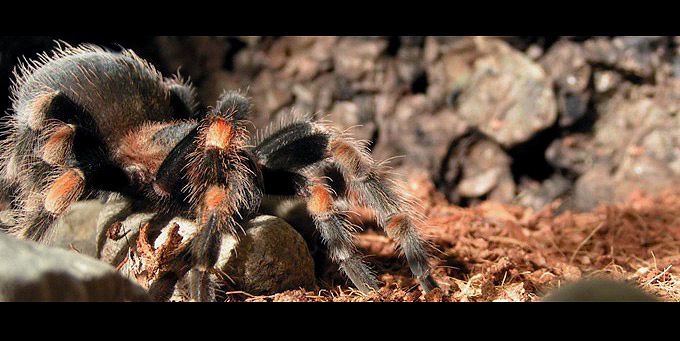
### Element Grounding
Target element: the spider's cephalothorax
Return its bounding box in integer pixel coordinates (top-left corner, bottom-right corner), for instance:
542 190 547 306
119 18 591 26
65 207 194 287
0 43 439 300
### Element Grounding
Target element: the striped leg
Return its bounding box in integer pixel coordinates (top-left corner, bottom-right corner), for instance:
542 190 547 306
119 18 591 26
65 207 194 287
3 91 129 241
166 92 262 301
253 117 439 293
20 167 86 241
303 176 378 292
328 136 439 292
9 117 82 241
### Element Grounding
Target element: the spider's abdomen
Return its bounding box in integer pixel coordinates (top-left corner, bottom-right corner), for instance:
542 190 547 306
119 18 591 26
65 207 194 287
11 45 194 146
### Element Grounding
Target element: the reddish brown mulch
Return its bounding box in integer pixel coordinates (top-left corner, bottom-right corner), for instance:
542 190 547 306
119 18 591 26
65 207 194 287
222 172 680 302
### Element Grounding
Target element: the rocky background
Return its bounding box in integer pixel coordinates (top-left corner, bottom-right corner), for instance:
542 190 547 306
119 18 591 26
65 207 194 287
2 36 680 301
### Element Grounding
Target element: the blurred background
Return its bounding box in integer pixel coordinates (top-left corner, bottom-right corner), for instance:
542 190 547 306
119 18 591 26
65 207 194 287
2 36 679 213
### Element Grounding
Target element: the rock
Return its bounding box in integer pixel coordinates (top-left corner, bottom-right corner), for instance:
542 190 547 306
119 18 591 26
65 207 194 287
280 37 336 82
542 278 658 302
594 81 680 169
456 38 557 147
258 196 330 279
394 37 426 87
259 196 320 250
572 164 615 212
541 40 591 94
614 154 680 199
0 200 105 259
548 73 680 211
456 139 514 201
545 133 598 174
458 168 502 198
154 36 232 92
374 95 468 173
515 174 571 211
540 39 592 127
488 170 517 204
96 196 200 300
255 71 293 114
162 214 316 301
46 200 104 258
584 36 667 81
408 107 469 173
0 231 148 301
572 154 680 213
332 37 388 81
327 97 377 143
213 215 316 296
593 69 622 93
96 196 148 267
98 197 316 300
423 37 481 108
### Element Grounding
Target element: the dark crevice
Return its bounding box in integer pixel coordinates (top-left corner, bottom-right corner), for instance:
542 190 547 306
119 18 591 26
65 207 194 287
448 89 462 108
506 121 560 184
563 75 599 135
590 62 653 85
411 71 428 94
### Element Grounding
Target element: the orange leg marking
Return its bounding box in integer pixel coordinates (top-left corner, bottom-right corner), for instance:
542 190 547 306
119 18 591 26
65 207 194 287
385 213 409 239
201 185 231 224
328 139 363 174
204 185 228 211
204 118 234 150
42 124 75 165
307 183 334 216
44 169 85 214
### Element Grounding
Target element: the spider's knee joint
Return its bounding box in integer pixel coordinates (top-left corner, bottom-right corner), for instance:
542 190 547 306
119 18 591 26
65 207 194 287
328 139 366 174
198 185 239 234
203 118 235 151
305 183 334 217
385 213 411 238
203 185 229 212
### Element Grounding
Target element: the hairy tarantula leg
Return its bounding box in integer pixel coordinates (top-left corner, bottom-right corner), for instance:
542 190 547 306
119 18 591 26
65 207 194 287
179 94 261 301
21 167 86 240
304 177 378 293
193 185 234 266
327 137 440 292
151 125 199 198
185 182 236 303
166 78 199 120
253 118 437 292
13 122 130 240
0 90 63 186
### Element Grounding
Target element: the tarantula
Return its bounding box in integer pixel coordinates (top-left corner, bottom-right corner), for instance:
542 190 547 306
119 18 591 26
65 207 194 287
0 42 439 301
